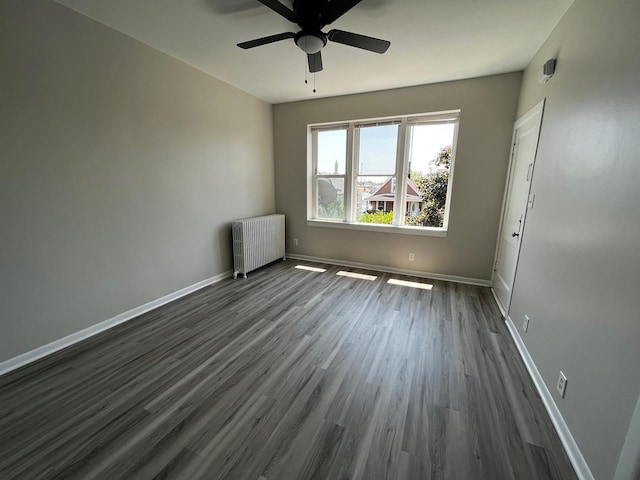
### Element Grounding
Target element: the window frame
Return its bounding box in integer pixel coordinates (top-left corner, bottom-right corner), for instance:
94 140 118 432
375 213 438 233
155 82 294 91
308 110 460 237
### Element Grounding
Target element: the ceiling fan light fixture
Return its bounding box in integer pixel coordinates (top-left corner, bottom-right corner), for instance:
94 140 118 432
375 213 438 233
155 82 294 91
295 33 327 54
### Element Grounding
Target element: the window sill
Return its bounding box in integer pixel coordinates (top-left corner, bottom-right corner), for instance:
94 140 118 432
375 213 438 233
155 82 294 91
307 219 448 237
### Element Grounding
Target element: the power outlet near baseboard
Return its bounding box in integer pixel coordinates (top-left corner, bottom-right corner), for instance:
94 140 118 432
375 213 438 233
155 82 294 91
557 371 568 398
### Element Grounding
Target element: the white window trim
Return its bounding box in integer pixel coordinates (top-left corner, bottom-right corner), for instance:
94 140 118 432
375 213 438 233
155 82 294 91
306 219 448 237
308 110 459 237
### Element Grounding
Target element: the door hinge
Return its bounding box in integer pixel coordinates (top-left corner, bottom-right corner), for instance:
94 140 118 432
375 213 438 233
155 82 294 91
528 193 536 209
526 162 533 181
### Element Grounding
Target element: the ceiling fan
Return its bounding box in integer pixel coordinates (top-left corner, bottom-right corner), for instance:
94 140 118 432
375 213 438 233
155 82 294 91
237 0 391 73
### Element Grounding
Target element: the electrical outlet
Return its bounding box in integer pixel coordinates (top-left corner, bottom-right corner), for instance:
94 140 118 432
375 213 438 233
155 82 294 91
293 238 299 246
408 253 415 261
557 371 567 398
523 315 530 332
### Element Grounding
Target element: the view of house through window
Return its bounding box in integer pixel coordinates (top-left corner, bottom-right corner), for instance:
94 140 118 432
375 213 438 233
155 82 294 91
357 123 399 225
311 111 459 231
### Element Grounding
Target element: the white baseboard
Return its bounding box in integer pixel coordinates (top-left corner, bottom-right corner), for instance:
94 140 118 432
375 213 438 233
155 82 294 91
0 270 232 377
505 315 594 480
286 253 491 287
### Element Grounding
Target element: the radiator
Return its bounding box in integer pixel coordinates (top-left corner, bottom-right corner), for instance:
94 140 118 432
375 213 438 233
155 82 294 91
232 214 286 279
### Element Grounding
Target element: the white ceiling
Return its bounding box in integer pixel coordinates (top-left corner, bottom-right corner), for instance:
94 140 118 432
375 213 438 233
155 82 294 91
55 0 573 104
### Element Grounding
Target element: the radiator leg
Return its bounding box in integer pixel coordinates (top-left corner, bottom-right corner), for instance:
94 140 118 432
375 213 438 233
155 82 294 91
233 272 238 279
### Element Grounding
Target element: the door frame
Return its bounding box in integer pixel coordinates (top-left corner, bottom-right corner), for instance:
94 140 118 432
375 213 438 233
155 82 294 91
491 99 546 316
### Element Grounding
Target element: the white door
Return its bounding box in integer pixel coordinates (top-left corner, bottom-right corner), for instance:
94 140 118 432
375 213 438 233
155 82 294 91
493 100 544 315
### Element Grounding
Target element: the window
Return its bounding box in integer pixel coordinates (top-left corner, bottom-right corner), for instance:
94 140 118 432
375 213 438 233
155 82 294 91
313 128 347 220
309 111 459 235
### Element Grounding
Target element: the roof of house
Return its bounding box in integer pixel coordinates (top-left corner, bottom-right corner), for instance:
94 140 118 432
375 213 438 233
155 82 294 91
367 177 423 202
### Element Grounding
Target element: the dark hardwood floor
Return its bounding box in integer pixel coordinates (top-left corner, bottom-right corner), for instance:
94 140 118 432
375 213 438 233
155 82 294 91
0 260 577 480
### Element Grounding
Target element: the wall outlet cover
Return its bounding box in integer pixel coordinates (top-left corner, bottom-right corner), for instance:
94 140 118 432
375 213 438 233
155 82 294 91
557 371 567 398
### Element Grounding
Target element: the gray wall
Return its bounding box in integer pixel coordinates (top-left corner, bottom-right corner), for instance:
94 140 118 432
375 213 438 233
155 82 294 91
0 0 275 362
509 0 640 478
273 73 521 281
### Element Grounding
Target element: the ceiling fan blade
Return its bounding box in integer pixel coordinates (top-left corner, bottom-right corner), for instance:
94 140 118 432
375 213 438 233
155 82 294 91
308 51 323 73
237 32 295 49
320 0 362 25
256 0 298 23
327 29 390 54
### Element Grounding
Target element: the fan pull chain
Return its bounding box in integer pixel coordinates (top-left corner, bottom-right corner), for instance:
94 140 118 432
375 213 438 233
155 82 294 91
302 55 317 94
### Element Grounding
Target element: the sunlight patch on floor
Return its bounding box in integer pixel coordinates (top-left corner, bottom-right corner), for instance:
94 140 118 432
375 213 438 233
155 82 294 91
387 278 433 290
295 265 327 273
336 271 377 281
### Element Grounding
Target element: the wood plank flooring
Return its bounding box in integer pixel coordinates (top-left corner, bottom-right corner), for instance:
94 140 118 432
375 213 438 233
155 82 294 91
0 260 577 479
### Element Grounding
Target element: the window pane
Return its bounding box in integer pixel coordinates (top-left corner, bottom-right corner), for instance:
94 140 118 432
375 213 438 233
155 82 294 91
358 125 398 175
356 176 394 224
316 177 345 220
405 123 455 228
317 129 346 175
